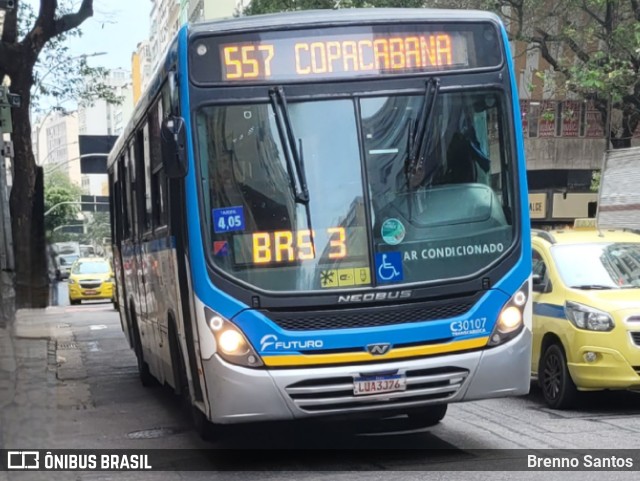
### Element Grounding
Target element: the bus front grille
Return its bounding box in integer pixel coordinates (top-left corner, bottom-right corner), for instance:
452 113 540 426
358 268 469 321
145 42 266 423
265 301 474 331
284 367 468 413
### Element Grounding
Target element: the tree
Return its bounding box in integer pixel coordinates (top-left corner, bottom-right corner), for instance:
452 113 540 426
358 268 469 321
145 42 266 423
244 0 640 149
0 1 108 307
244 0 472 15
492 0 640 149
84 211 110 247
44 170 81 236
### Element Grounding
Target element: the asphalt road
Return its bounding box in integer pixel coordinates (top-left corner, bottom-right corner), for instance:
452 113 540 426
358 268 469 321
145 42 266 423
6 282 640 479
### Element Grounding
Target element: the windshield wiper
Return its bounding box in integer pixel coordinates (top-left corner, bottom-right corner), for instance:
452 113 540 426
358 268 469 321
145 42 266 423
569 284 615 290
405 77 440 189
269 86 315 256
269 86 309 204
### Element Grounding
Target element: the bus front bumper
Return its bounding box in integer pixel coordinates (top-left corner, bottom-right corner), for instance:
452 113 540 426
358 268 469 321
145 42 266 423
201 328 531 424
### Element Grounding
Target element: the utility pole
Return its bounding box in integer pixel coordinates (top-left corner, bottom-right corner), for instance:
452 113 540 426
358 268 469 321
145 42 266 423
0 86 20 326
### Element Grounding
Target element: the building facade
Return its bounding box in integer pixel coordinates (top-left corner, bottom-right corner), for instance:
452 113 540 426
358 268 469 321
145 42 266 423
34 112 82 187
509 39 640 224
150 0 182 64
182 0 242 22
77 69 133 196
78 69 133 137
131 41 153 106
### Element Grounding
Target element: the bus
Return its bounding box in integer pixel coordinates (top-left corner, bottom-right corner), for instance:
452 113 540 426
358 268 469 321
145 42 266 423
108 8 532 438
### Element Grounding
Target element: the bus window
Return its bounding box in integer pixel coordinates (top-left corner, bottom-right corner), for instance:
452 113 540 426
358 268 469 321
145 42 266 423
143 122 153 232
196 100 369 291
361 91 514 283
148 100 167 229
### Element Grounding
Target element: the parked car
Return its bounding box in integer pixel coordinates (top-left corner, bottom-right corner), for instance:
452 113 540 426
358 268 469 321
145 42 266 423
55 254 79 280
531 223 640 409
68 257 115 306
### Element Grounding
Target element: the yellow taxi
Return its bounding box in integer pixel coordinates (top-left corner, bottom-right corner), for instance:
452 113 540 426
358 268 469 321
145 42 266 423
68 257 115 306
531 221 640 408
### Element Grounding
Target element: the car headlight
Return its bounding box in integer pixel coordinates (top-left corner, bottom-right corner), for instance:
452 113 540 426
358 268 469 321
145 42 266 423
205 307 263 368
488 280 529 347
108 277 115 283
564 301 614 331
68 279 75 285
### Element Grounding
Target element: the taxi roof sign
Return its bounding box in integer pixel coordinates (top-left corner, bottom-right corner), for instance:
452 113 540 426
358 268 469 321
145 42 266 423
573 218 597 230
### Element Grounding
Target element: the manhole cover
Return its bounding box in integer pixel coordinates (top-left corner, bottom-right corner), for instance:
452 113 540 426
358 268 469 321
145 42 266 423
57 342 78 350
126 427 184 439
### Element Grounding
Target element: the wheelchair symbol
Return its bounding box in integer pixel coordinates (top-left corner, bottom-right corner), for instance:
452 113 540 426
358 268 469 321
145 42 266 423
377 254 401 281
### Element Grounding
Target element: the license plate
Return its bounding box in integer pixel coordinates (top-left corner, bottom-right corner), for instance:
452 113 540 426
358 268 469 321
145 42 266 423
84 289 97 295
353 374 407 396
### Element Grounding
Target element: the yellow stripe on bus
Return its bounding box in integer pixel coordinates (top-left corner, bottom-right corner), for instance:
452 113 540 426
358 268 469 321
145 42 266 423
262 336 490 367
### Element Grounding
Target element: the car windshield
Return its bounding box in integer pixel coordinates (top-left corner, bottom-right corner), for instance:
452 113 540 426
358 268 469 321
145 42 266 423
59 255 79 266
551 243 640 289
196 90 514 292
72 261 110 275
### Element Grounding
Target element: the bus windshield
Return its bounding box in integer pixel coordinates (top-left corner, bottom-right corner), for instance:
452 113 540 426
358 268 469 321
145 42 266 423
196 90 514 292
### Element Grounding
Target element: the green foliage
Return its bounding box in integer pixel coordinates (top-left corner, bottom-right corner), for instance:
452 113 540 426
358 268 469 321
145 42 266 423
244 0 470 15
84 212 111 247
243 0 640 145
17 1 122 113
44 171 82 236
590 170 601 192
492 0 640 145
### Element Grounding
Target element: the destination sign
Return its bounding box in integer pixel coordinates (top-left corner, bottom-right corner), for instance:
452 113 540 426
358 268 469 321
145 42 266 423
190 23 502 84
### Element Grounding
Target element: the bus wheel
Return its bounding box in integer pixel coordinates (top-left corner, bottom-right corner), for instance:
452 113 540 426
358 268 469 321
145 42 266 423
540 343 578 409
407 404 448 428
131 314 155 387
169 325 218 442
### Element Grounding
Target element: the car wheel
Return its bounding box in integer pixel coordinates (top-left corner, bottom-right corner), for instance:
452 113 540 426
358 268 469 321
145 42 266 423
540 343 578 409
69 299 80 305
407 404 448 428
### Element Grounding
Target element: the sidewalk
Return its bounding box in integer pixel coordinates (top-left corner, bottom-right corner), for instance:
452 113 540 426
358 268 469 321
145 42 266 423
0 307 80 450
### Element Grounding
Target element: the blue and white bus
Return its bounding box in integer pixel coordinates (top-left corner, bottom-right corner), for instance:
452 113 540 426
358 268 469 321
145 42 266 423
108 8 531 438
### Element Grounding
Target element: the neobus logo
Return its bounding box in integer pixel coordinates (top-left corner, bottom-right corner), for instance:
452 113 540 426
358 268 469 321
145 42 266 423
260 334 323 352
338 290 412 303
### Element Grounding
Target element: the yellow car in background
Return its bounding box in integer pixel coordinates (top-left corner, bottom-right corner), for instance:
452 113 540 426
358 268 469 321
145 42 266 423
68 257 115 306
531 224 640 409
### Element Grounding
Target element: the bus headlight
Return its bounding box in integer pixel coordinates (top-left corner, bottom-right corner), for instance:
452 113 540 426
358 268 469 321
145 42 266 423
205 308 263 368
488 280 529 347
218 329 244 354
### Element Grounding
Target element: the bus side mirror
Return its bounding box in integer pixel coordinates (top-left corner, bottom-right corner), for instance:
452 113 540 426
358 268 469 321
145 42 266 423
161 116 188 178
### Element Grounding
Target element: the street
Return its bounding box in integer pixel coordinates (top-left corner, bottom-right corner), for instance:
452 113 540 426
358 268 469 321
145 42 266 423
2 282 640 480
